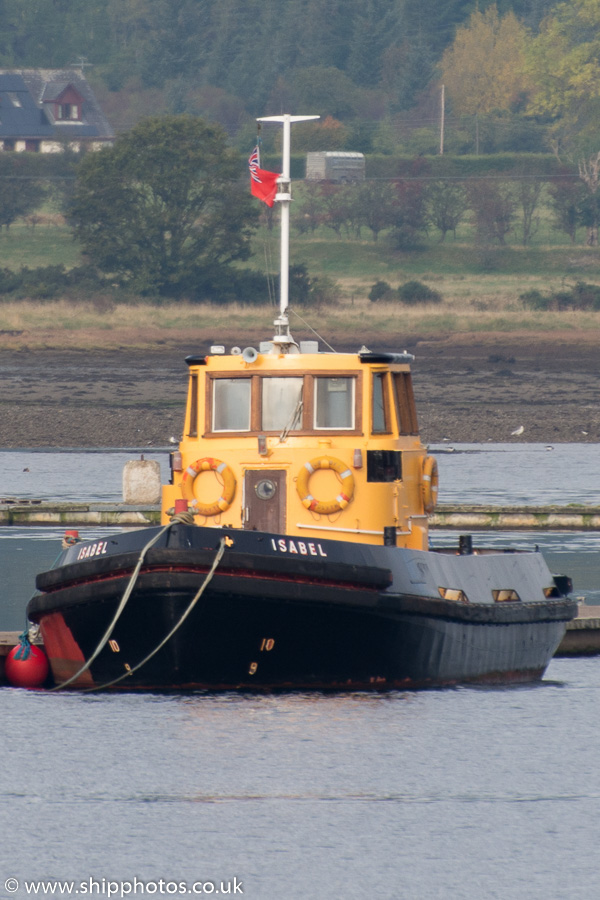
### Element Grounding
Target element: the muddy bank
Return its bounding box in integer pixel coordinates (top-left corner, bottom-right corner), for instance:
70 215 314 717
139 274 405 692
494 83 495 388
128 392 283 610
0 333 598 448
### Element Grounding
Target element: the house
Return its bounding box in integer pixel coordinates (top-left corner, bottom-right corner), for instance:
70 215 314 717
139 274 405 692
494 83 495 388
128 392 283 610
0 68 114 152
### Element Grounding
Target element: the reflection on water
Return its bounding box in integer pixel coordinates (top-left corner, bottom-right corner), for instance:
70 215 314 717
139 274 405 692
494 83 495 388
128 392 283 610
3 660 600 899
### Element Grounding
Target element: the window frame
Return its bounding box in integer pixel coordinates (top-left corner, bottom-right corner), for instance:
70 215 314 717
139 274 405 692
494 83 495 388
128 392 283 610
371 370 392 435
313 374 357 431
208 375 253 433
187 373 199 437
204 371 362 437
58 103 81 121
392 371 419 435
260 375 305 433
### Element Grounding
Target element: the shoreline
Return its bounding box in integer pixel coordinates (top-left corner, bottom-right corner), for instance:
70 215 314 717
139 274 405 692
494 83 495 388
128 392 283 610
0 332 598 447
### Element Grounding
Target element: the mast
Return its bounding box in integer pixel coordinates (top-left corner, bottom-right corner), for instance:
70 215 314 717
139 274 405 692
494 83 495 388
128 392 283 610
257 114 319 350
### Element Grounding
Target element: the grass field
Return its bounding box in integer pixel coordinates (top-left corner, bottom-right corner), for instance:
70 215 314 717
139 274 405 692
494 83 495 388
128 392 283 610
0 210 600 348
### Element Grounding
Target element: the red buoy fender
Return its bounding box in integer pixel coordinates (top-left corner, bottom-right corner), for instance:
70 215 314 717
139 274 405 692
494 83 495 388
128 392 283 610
5 643 49 688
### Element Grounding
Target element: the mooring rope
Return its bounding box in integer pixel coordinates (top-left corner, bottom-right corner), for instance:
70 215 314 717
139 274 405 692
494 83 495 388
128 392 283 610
48 513 201 692
81 537 226 692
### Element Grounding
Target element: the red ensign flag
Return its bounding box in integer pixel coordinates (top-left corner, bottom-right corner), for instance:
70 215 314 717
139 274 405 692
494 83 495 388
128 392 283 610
248 146 280 207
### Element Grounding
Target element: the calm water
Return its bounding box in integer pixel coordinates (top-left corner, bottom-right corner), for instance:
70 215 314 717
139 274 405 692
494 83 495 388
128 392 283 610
0 443 597 505
1 446 599 899
430 443 600 507
2 662 600 899
0 450 169 503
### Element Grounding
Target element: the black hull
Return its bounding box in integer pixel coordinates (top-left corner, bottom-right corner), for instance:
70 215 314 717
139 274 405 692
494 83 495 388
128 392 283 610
27 525 577 692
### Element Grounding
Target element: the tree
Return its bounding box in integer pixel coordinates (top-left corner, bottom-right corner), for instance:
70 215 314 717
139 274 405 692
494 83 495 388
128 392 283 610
515 176 542 246
1 0 111 68
353 181 397 241
526 0 600 126
526 0 600 242
287 67 363 121
70 115 258 299
390 169 429 249
548 169 583 244
346 0 393 88
577 155 600 246
295 185 325 235
281 116 350 153
467 180 516 245
380 39 437 115
0 156 46 230
318 184 356 238
425 181 468 241
440 5 532 117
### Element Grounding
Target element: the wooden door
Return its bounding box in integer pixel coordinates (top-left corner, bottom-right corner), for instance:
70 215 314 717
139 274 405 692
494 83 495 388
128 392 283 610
244 470 286 533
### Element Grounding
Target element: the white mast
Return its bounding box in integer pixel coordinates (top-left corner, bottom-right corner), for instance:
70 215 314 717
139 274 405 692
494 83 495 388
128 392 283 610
257 114 319 350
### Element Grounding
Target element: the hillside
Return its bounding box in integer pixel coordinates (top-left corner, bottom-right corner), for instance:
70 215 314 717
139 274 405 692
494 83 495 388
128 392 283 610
0 0 561 149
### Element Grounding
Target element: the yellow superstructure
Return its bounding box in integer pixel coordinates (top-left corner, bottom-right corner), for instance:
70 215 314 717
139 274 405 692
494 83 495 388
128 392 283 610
161 345 437 550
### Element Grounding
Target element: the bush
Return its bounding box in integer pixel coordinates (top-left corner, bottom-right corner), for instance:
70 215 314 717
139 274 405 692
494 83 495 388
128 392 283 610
519 289 550 310
209 264 338 308
519 282 600 312
397 280 443 305
0 267 22 295
368 280 395 302
0 264 109 301
570 282 600 310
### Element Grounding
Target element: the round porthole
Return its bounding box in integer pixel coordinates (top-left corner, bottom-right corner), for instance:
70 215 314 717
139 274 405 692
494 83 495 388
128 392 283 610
255 479 277 501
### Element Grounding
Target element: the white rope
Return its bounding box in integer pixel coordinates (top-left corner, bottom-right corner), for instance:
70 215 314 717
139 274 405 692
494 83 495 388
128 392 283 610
82 538 227 692
49 514 199 692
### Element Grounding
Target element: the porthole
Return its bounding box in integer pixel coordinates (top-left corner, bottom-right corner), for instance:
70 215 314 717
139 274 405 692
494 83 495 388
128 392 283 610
438 587 469 603
255 479 277 501
492 589 521 603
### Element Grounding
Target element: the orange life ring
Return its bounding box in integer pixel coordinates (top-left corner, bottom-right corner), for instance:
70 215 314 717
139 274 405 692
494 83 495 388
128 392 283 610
180 457 236 517
296 455 355 515
422 455 439 513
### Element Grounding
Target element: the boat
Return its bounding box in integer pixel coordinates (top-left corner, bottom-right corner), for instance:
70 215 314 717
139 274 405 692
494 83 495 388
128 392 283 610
26 115 577 691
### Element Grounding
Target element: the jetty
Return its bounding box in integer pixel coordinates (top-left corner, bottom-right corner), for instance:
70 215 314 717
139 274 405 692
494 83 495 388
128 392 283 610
1 501 600 529
555 605 600 656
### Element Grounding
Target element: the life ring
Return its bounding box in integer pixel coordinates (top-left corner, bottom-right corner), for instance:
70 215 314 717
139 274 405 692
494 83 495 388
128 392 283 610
180 457 236 517
422 455 439 513
296 455 355 515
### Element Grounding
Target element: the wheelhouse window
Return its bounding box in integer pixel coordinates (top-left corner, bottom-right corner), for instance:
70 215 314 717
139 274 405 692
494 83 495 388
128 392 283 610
314 377 354 429
188 373 198 437
393 372 418 435
208 372 359 434
262 377 303 431
372 372 391 433
212 378 251 432
367 450 402 482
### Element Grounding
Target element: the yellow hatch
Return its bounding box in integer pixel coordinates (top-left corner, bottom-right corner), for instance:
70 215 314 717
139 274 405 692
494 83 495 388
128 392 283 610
161 344 437 550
